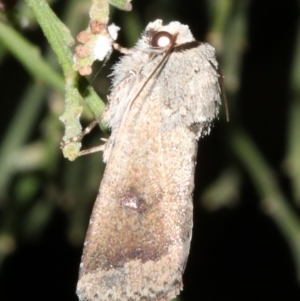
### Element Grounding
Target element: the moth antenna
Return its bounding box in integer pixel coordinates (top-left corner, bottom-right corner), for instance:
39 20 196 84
209 60 229 122
114 33 179 139
89 56 109 88
129 32 178 110
218 67 230 122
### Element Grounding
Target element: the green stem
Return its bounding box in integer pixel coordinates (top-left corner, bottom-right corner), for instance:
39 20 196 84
231 129 300 282
285 12 300 204
0 83 46 199
25 0 105 160
0 21 64 92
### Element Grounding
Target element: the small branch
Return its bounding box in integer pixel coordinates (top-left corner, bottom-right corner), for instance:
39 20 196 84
25 0 106 161
25 0 133 161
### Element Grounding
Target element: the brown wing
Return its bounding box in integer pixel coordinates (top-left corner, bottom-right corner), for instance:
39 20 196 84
77 20 220 301
77 74 197 301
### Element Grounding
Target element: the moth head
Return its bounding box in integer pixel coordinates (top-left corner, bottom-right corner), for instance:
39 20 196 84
151 31 174 48
136 19 195 52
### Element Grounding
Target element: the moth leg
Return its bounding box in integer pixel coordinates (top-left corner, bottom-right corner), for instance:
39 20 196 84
112 42 134 55
60 114 106 156
78 140 106 156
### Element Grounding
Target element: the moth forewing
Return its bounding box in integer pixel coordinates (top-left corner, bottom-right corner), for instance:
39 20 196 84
77 19 221 301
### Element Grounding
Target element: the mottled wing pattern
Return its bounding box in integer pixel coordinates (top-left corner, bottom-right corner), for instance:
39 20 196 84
77 20 220 301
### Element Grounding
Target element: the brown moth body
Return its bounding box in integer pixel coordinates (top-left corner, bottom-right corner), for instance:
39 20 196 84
77 20 221 301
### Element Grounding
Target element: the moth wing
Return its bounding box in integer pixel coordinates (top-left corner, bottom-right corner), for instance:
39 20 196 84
77 66 196 301
77 34 220 301
159 43 221 138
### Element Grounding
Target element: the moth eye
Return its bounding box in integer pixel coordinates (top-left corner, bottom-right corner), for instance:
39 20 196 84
151 31 173 48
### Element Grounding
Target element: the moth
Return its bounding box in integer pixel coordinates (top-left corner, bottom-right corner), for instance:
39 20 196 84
76 19 221 301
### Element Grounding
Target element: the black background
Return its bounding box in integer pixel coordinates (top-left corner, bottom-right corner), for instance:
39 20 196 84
1 0 300 300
